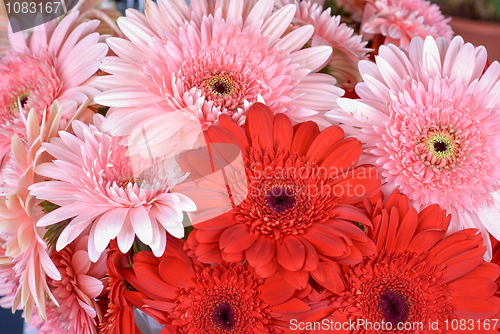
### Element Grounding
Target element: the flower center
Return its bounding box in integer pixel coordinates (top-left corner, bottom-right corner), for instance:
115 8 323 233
426 133 455 159
174 264 274 333
237 150 337 241
10 92 30 114
212 302 236 331
378 290 409 326
265 187 296 213
208 75 234 97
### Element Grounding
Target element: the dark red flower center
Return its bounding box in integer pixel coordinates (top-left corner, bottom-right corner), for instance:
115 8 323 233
212 302 236 331
332 251 454 334
174 264 275 333
265 187 295 212
432 140 448 153
378 290 409 326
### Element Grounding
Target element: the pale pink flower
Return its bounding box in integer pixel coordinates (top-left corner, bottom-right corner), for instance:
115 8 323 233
361 0 453 49
0 11 108 162
278 0 370 91
29 114 197 262
0 101 91 320
329 36 500 257
0 188 60 321
96 0 342 158
48 234 107 334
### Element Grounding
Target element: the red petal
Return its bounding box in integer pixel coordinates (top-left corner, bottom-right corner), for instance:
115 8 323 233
219 224 258 253
302 226 346 258
448 278 497 298
273 113 293 151
320 137 361 171
193 211 237 230
246 235 276 268
255 257 278 278
258 274 295 305
277 266 309 290
306 125 345 165
221 250 246 262
383 190 409 219
195 228 223 243
330 204 372 227
417 204 451 234
245 102 274 152
393 207 418 251
272 298 310 313
450 297 499 318
406 229 446 254
459 262 500 281
296 236 319 271
310 261 344 294
194 242 223 263
219 114 249 153
290 121 320 156
129 263 178 301
331 166 381 204
159 258 197 289
276 235 305 271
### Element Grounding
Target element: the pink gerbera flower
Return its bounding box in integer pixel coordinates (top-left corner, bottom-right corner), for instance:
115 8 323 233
329 36 500 257
29 114 197 262
96 0 342 158
49 234 107 334
361 0 453 49
0 11 107 161
0 102 74 321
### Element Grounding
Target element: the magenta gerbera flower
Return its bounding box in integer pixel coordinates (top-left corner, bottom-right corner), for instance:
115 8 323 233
96 0 342 158
0 12 107 161
361 0 453 49
329 35 500 257
29 114 197 262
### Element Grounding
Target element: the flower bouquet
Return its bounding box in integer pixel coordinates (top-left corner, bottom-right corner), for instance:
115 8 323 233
0 0 500 333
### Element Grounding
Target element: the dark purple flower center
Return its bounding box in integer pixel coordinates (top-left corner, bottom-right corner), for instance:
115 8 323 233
212 302 236 330
208 75 234 97
433 140 448 153
378 290 409 326
265 187 295 213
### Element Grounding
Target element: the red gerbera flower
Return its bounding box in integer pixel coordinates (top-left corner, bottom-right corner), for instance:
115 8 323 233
122 238 310 334
312 191 500 333
98 240 143 334
181 103 381 290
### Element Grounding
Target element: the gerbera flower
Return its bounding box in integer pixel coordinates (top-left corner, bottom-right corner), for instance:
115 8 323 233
0 11 107 161
98 240 142 334
29 114 197 261
329 35 500 258
277 0 370 91
181 103 381 290
0 102 72 320
361 0 453 49
96 0 342 158
122 237 310 334
314 190 500 333
0 187 61 321
49 234 107 334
